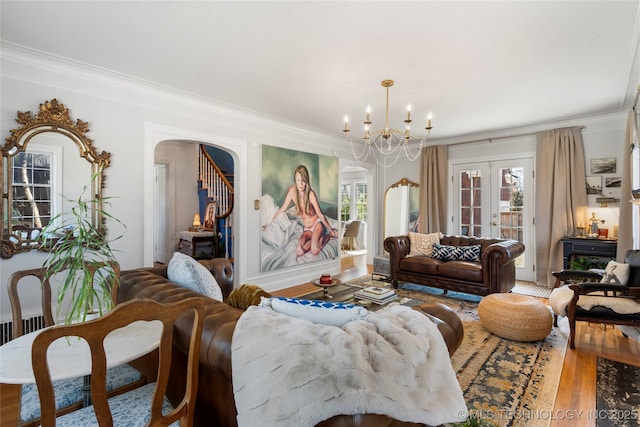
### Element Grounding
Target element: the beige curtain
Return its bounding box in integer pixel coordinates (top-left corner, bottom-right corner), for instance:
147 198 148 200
535 127 588 287
419 145 448 233
617 109 638 257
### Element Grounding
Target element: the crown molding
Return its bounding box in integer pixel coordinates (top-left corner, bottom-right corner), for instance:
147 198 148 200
1 41 343 145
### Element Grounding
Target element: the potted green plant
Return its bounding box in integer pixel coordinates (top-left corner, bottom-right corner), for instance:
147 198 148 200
510 190 523 209
38 172 125 324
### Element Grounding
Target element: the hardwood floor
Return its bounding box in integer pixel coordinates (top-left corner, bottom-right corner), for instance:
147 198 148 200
273 253 640 427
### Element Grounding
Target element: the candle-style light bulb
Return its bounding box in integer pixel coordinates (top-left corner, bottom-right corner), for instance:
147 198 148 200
365 105 371 123
427 112 433 129
343 115 349 132
406 105 412 121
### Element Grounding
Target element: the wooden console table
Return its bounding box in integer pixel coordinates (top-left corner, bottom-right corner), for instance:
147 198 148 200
561 236 617 269
177 231 216 257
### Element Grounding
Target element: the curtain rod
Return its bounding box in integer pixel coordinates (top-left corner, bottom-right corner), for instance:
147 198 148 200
441 125 586 147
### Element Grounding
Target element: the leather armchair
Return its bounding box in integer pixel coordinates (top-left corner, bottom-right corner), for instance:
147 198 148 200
551 250 640 349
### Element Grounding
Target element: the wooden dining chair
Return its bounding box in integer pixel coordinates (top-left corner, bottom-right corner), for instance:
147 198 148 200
32 297 205 427
7 263 145 426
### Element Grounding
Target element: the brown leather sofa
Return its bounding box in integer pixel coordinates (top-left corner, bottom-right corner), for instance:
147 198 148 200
384 234 526 296
118 259 464 427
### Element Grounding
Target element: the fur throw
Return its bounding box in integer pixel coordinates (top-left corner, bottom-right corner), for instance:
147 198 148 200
228 284 273 310
550 285 640 316
231 304 466 427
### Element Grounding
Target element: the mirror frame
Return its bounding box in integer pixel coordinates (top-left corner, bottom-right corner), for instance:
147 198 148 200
384 177 420 238
1 99 111 259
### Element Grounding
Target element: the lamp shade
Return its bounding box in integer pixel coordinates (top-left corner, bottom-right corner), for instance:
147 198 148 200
193 214 201 227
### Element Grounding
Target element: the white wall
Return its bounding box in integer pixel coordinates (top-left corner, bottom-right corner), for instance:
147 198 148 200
0 44 370 322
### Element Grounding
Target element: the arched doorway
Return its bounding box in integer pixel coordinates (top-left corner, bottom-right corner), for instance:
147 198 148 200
144 123 248 285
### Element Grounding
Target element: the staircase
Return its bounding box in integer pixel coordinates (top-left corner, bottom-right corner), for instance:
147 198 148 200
198 145 234 218
198 145 234 258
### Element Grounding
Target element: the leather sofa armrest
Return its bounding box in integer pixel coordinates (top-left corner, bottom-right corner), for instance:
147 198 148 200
384 235 411 277
482 239 525 291
412 302 463 356
198 258 234 299
482 239 525 269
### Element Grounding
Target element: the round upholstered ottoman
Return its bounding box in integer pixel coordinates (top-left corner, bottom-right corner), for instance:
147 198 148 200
478 293 552 341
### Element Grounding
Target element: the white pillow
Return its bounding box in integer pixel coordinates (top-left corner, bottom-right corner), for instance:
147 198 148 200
167 252 223 301
407 232 442 257
600 261 630 286
259 297 368 327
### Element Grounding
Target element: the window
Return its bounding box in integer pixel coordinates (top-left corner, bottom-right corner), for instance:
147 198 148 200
11 150 54 229
355 183 367 221
340 184 351 222
340 181 367 222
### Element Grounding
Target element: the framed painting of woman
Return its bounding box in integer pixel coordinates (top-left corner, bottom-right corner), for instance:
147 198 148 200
260 145 339 271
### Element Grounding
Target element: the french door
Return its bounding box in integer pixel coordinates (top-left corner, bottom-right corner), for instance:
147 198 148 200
452 158 534 281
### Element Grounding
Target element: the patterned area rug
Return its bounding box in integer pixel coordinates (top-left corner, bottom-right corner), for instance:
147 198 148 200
335 277 568 427
596 358 640 427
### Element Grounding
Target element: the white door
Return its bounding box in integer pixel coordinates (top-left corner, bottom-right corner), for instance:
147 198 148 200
452 158 534 281
154 164 169 264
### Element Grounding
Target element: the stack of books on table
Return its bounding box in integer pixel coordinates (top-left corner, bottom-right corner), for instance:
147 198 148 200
354 286 397 305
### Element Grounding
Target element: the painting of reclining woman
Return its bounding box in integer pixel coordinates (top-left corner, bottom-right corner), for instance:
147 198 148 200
261 145 339 271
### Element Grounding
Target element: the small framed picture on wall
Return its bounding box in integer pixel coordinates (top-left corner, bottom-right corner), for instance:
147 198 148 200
586 176 602 194
590 158 616 174
604 177 622 188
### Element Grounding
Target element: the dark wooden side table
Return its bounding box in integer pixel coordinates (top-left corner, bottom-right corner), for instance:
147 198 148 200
561 236 617 269
177 231 216 257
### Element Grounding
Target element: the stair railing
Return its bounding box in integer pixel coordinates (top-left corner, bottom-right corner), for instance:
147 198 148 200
198 145 234 219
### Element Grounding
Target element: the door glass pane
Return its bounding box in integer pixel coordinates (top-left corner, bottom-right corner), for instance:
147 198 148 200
498 167 523 241
459 170 481 236
498 166 525 267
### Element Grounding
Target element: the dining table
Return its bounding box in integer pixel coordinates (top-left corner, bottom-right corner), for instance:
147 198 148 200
0 319 162 427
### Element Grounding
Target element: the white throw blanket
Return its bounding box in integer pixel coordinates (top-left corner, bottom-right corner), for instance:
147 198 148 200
231 305 467 427
549 285 640 317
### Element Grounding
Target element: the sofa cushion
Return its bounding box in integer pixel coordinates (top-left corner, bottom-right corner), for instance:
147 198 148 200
438 261 483 282
407 232 442 257
400 256 441 275
260 297 368 327
167 252 223 301
600 261 630 286
431 244 481 262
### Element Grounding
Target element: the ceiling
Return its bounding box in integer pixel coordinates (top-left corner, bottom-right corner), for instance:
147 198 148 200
2 1 640 141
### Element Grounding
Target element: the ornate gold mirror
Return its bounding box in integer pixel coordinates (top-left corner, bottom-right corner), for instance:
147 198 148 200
384 177 420 238
1 99 111 259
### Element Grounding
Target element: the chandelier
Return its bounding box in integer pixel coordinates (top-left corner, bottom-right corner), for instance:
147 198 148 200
343 79 432 168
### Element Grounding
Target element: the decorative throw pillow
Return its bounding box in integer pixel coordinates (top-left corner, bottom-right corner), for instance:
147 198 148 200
260 297 368 327
600 261 630 286
167 252 223 301
407 232 442 257
228 284 272 310
431 244 481 262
